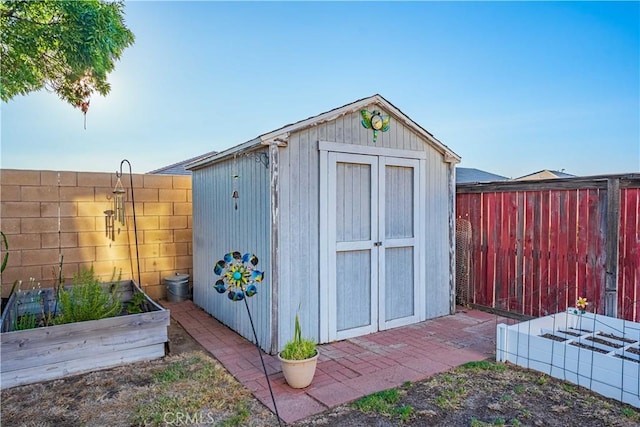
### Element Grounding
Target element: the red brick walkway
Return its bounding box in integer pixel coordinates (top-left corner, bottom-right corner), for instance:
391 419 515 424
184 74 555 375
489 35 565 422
165 300 514 425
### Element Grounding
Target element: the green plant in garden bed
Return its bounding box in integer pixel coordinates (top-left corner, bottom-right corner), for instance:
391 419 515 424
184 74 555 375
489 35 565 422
126 290 150 314
15 311 37 330
54 267 122 325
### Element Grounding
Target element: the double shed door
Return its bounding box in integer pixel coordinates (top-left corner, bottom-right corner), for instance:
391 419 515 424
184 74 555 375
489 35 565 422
325 152 422 341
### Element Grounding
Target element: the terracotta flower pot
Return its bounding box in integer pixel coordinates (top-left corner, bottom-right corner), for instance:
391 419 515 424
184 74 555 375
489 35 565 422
278 350 319 389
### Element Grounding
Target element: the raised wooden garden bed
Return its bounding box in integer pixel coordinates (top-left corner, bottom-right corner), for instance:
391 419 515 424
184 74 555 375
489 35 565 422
0 280 169 389
496 309 640 408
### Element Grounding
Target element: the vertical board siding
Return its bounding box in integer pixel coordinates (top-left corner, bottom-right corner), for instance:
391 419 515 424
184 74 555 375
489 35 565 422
424 153 450 319
457 178 639 322
619 188 639 321
277 126 321 350
191 152 272 350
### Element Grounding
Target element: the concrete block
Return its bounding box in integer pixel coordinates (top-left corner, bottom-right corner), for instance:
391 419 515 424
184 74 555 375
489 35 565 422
174 229 192 243
1 219 21 234
8 234 41 250
21 186 59 202
21 218 59 233
131 188 158 202
160 242 189 257
172 175 191 189
159 216 187 230
59 186 95 202
77 231 114 247
173 202 192 216
89 260 129 281
41 232 78 249
144 230 173 244
77 201 111 217
145 256 175 272
3 250 21 268
21 248 60 266
134 216 159 230
77 172 112 187
41 171 77 186
60 217 96 232
143 174 173 189
140 271 160 288
138 243 160 258
143 202 173 216
0 185 21 201
175 255 193 270
96 245 133 261
1 201 41 217
159 188 187 203
60 247 96 263
40 202 77 217
0 169 40 186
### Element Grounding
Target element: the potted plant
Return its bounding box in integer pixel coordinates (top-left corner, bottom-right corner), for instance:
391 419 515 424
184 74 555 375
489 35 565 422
277 313 318 388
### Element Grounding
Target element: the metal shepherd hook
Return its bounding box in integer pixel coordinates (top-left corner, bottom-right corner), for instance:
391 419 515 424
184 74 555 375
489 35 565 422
116 159 141 287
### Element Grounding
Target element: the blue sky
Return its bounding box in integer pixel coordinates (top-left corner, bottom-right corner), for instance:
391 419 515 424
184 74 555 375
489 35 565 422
2 1 639 178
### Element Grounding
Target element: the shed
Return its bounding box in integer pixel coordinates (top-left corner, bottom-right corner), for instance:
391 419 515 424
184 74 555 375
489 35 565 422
187 94 461 353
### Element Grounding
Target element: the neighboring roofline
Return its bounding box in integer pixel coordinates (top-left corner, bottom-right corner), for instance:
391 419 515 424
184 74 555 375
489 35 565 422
457 172 640 193
187 94 461 171
515 169 575 180
149 150 219 174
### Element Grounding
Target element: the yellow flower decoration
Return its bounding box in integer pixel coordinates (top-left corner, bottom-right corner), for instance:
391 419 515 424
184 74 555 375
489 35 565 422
576 297 588 311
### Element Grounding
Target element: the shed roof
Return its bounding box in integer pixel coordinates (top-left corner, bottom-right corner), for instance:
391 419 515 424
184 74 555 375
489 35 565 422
149 150 218 175
456 167 509 184
187 94 460 171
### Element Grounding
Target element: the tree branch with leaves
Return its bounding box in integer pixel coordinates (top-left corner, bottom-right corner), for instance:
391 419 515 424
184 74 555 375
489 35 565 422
0 0 134 116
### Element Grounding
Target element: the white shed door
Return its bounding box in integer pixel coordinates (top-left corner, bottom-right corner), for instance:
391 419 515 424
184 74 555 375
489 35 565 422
326 152 420 341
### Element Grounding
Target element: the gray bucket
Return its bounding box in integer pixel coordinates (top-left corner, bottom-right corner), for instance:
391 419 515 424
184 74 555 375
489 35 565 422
164 273 190 302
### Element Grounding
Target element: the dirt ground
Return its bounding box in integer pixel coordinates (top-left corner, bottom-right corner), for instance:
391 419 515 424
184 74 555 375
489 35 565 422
1 320 639 426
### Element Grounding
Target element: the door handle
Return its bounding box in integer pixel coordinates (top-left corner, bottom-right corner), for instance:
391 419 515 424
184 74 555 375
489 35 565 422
373 241 383 247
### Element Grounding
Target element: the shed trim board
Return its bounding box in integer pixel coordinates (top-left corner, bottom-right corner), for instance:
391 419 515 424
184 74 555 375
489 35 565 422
186 94 459 172
318 141 428 159
319 144 425 342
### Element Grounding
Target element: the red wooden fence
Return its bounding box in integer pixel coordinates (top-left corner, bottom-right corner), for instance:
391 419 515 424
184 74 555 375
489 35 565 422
456 174 640 322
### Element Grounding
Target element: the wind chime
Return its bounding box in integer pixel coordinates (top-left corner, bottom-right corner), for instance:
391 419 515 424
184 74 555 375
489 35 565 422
104 209 115 241
113 173 126 226
231 154 240 210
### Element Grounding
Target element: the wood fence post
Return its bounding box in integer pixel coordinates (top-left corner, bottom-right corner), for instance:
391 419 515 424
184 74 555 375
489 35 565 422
604 178 620 317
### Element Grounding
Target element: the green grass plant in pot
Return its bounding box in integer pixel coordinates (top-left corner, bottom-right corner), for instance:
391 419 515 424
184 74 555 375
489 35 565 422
278 313 318 388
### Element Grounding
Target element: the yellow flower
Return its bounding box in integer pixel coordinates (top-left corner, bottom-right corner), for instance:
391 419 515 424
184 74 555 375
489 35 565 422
576 297 588 310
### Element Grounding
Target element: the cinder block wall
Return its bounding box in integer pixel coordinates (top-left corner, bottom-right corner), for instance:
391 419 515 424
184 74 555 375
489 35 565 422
0 169 192 300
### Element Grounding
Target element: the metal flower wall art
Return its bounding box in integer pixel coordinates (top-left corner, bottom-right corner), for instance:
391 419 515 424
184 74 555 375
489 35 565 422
360 109 390 143
214 251 264 301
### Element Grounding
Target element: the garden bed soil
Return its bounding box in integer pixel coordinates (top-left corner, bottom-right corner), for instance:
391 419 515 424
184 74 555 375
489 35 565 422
1 321 638 427
598 332 637 344
1 280 169 389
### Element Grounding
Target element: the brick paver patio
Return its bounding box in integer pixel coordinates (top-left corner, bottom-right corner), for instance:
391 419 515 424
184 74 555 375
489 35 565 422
164 300 514 425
